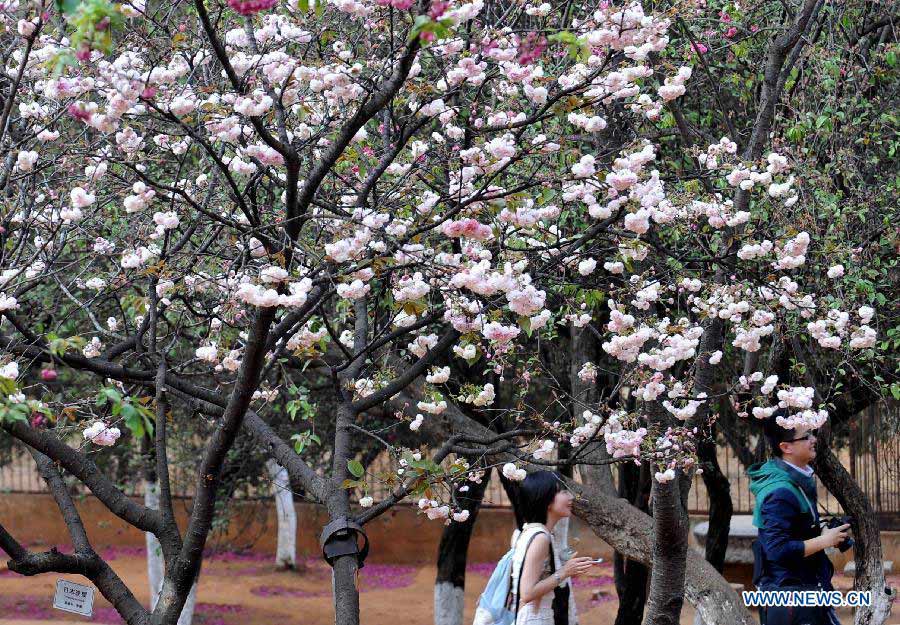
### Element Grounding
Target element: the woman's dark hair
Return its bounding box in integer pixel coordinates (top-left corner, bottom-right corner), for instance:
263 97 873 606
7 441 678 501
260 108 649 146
762 409 796 457
519 470 564 525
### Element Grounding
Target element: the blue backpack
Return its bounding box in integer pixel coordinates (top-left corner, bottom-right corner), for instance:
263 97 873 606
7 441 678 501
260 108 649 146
472 527 547 625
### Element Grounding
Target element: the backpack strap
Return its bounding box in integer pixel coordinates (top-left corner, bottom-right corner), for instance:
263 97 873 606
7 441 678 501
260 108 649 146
504 529 526 611
511 528 551 616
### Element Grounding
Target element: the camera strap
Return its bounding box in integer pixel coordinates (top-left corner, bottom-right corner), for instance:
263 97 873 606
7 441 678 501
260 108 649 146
788 484 816 527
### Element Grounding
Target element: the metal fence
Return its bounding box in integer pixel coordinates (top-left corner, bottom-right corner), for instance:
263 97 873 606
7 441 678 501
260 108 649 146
682 434 845 516
356 443 852 517
0 452 200 499
848 404 900 526
683 403 900 525
3 403 898 527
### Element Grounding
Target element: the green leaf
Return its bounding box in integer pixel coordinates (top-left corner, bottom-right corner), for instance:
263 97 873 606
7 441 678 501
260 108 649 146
142 413 154 437
547 30 589 60
122 404 144 439
7 405 28 423
0 378 17 396
290 431 320 453
347 459 364 478
407 15 452 43
409 14 432 42
96 388 123 405
47 51 78 77
56 0 80 15
548 31 578 45
517 316 532 337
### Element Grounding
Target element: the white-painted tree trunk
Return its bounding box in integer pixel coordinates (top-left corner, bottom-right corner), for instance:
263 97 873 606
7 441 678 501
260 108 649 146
266 459 297 569
434 581 465 625
144 479 198 625
145 481 164 610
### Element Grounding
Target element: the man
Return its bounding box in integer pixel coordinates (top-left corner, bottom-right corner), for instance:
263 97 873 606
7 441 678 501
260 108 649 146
748 414 851 625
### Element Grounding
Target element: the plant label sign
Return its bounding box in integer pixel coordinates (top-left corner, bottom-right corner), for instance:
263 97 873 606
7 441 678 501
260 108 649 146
53 579 94 617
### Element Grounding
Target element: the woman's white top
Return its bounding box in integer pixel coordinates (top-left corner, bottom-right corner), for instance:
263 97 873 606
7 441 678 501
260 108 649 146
510 523 578 625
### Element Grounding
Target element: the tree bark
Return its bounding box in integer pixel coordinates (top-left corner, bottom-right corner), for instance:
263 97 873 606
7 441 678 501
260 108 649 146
325 479 357 623
329 378 362 625
331 547 360 625
643 474 691 625
569 323 616 495
434 468 491 625
697 425 732 573
145 480 197 625
266 459 297 570
614 552 650 625
154 307 276 625
177 585 198 625
613 461 651 625
0 450 151 625
815 422 892 625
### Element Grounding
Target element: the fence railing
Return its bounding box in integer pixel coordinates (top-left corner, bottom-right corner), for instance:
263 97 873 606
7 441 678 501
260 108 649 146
3 403 898 527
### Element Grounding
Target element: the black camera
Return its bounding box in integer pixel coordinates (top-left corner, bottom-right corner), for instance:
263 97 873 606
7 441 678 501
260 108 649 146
822 516 855 552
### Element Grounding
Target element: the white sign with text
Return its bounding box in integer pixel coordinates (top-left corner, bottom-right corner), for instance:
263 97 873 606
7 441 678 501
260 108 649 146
53 579 94 617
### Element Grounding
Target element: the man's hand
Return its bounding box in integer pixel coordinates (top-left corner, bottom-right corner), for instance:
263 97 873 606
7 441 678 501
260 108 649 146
804 523 851 556
821 523 851 548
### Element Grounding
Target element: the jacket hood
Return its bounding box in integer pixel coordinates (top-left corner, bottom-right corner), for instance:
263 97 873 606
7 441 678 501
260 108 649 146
749 459 811 527
748 459 795 496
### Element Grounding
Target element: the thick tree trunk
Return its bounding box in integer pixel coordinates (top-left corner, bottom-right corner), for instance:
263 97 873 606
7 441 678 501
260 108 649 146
177 585 197 625
615 553 650 625
643 474 690 625
497 471 524 528
815 424 892 625
697 426 732 573
434 468 491 625
330 398 362 625
265 459 297 570
569 323 616 495
332 553 360 625
614 462 651 625
144 480 197 625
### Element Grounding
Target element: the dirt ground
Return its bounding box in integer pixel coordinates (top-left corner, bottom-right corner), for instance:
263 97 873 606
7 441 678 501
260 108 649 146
0 546 881 624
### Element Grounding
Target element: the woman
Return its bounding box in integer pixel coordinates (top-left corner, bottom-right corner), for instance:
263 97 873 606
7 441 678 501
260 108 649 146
512 471 597 625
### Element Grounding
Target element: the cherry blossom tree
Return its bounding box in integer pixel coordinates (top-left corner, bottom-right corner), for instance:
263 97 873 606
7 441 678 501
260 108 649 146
0 0 890 624
0 0 705 623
